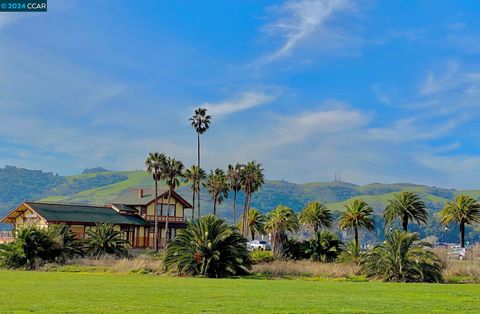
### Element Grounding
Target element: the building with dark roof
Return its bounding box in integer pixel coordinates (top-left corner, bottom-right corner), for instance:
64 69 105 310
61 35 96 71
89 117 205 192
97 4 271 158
1 188 192 249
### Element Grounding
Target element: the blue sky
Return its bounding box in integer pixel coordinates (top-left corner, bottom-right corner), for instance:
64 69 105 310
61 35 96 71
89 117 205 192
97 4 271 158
1 0 480 188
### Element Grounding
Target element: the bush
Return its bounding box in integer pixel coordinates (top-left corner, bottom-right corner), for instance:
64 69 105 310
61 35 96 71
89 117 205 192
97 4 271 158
338 240 362 263
0 226 65 269
85 223 130 259
360 230 444 283
164 215 251 278
282 238 309 260
251 250 274 264
305 231 343 263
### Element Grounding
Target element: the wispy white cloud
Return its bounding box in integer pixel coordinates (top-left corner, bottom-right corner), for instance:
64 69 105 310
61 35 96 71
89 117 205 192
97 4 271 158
202 91 276 117
262 0 354 62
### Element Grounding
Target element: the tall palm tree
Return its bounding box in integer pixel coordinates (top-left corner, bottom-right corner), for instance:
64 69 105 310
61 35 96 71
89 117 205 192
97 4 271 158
204 168 229 216
190 107 211 216
441 195 480 248
240 161 265 237
299 201 333 233
240 208 266 241
145 152 167 250
226 163 242 224
384 191 428 232
164 157 185 245
183 165 206 220
265 205 299 258
339 199 375 249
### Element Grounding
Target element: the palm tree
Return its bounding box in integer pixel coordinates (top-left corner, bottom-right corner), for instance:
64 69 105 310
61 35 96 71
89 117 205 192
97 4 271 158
190 108 211 216
339 199 375 249
164 157 185 245
85 223 130 259
384 191 428 232
299 201 333 233
360 230 443 283
240 208 266 241
204 168 229 216
265 205 299 258
226 163 242 224
183 165 206 220
240 161 265 237
305 231 343 263
164 215 251 278
441 195 480 248
145 152 167 250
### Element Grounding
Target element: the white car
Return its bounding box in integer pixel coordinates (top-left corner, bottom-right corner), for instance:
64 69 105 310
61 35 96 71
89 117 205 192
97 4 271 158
248 240 271 251
448 247 466 260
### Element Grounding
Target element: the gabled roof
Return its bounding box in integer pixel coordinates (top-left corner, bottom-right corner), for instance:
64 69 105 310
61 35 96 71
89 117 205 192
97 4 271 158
111 188 192 208
1 202 148 226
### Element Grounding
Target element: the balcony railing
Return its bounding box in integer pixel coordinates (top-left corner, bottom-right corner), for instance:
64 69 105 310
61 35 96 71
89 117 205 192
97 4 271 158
0 231 13 243
145 215 184 223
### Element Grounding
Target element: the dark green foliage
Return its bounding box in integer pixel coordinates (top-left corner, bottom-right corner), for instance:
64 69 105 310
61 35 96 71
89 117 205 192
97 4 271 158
47 224 85 259
3 227 59 269
82 167 111 174
164 215 251 278
85 223 130 258
305 231 343 263
360 231 443 283
282 238 309 260
339 240 362 263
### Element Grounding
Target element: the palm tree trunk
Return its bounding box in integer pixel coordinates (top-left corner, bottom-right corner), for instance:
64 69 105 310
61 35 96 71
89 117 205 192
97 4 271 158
191 190 195 221
460 221 465 248
242 192 250 236
154 179 159 251
251 229 255 241
402 216 408 232
165 188 173 248
197 132 201 217
213 194 217 216
233 190 237 224
197 183 201 220
354 226 359 249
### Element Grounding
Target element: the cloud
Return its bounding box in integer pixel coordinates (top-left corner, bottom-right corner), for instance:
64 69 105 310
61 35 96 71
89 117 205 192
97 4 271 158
262 0 354 62
202 91 276 117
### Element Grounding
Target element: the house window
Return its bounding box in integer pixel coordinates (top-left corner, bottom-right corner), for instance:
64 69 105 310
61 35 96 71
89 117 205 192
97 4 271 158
140 206 147 216
120 226 135 244
165 204 176 217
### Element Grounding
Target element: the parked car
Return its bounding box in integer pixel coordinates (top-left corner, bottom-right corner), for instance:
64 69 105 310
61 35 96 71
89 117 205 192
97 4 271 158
448 247 466 260
247 240 271 251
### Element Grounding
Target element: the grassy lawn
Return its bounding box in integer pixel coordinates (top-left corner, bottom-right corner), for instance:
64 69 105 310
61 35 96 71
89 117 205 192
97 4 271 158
1 271 480 313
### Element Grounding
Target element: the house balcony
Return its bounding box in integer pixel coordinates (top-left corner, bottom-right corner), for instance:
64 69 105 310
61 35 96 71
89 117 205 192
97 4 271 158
145 215 184 223
0 231 13 244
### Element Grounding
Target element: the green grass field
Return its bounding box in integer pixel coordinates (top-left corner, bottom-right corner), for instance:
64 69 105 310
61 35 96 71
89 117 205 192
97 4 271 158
1 271 480 313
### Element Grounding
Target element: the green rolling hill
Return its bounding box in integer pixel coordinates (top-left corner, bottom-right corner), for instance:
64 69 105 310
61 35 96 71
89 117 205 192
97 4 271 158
0 165 477 228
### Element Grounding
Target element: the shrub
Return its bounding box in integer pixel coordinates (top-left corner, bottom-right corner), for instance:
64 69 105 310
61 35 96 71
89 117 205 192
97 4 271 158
47 224 85 261
164 215 251 278
360 230 443 283
338 240 362 263
85 223 130 259
251 250 274 264
282 238 309 260
305 231 343 263
0 226 62 269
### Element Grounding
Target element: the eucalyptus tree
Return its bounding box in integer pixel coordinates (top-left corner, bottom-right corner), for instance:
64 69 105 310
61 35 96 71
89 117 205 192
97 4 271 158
145 152 167 250
265 205 299 258
441 195 480 248
226 163 243 224
189 108 211 215
184 165 206 220
164 157 185 244
384 191 428 232
204 168 229 216
339 199 375 249
240 161 265 236
299 201 333 234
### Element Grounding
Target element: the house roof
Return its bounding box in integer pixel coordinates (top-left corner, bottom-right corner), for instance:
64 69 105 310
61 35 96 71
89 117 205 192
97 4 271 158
1 202 148 226
111 188 192 208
